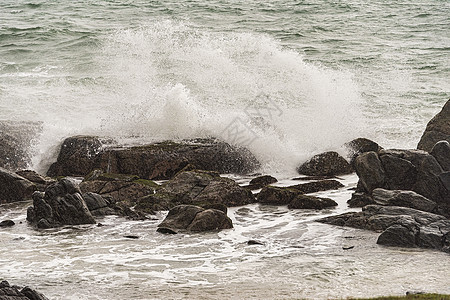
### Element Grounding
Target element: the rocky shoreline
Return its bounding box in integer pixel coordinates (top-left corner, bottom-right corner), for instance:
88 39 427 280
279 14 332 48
0 99 449 298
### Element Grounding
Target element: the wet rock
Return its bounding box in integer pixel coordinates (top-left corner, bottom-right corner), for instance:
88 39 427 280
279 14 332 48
82 192 116 216
347 192 375 208
79 172 158 208
354 151 385 193
0 280 49 300
16 170 56 192
0 220 15 227
417 99 450 152
136 170 255 212
289 179 344 194
318 205 450 252
27 178 95 228
288 195 337 210
344 137 382 167
297 151 353 176
257 186 301 205
47 137 260 179
123 235 139 239
372 188 437 212
0 167 36 204
0 120 42 171
156 227 178 234
430 140 450 171
157 205 232 233
246 175 278 190
47 136 107 177
247 240 264 246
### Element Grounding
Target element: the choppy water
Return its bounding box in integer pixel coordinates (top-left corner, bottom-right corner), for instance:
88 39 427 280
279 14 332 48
1 1 449 299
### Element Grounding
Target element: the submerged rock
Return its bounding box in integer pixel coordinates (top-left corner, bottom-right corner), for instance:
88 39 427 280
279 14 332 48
417 99 450 152
0 280 49 300
287 195 337 210
0 220 15 227
47 136 260 179
157 204 232 233
297 151 353 176
0 167 36 204
27 178 95 228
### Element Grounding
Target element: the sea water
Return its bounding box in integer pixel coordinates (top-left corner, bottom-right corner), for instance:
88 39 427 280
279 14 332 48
0 1 449 299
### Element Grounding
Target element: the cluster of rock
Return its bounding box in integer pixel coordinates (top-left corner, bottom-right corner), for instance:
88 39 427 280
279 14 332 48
0 280 48 300
313 99 450 253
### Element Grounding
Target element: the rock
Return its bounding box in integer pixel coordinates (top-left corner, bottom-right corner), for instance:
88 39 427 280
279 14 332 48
289 179 344 194
347 192 375 208
15 170 56 192
372 188 437 213
430 141 450 171
47 137 260 179
287 195 337 209
0 280 49 300
344 137 382 166
82 192 116 216
123 235 139 239
317 205 450 252
0 167 36 204
379 154 417 190
297 151 353 176
257 186 301 205
417 99 450 152
47 136 107 177
0 120 42 171
156 227 178 234
26 178 96 228
157 205 232 233
0 220 15 227
136 170 255 212
247 240 264 245
246 175 278 190
354 152 385 193
79 172 158 209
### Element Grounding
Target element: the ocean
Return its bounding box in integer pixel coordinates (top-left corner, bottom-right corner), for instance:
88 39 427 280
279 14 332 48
0 1 449 299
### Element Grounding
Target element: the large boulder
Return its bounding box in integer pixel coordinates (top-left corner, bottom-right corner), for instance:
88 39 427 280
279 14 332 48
26 178 95 228
417 99 450 152
47 137 260 179
297 151 353 176
354 151 385 193
0 120 42 171
0 167 36 204
135 170 255 212
318 205 450 252
157 205 232 233
0 280 49 300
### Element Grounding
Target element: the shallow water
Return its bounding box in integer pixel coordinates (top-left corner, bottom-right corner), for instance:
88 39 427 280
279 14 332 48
1 175 449 299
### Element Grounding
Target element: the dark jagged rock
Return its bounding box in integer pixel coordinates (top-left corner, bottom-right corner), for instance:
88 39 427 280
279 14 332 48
317 205 450 252
347 192 375 208
82 192 116 216
417 99 450 152
430 141 450 171
0 280 49 300
246 175 278 190
247 240 264 245
27 178 95 228
136 170 255 212
297 151 353 176
344 137 382 167
287 195 337 210
0 167 36 204
0 120 42 171
79 172 158 207
157 205 232 233
372 188 437 213
0 220 15 227
47 136 260 179
289 179 344 194
354 151 385 193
